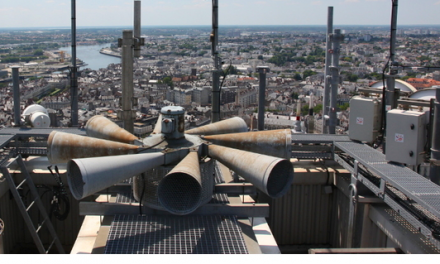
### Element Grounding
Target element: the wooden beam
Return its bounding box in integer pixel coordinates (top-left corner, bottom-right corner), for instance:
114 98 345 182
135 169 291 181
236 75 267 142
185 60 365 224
79 202 269 218
308 248 401 254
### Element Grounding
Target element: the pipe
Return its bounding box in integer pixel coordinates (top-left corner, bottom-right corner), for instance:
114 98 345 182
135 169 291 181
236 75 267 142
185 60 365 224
70 0 78 127
257 66 270 131
322 6 333 134
68 152 164 200
85 115 138 143
47 131 139 164
208 144 293 198
121 30 135 134
12 66 20 127
158 152 203 215
186 116 247 136
329 29 343 134
203 129 291 159
430 87 440 184
134 0 141 58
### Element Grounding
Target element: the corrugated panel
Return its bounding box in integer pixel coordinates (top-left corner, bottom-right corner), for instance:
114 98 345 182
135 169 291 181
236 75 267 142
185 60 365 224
329 187 350 248
0 190 26 253
0 183 83 253
265 184 333 246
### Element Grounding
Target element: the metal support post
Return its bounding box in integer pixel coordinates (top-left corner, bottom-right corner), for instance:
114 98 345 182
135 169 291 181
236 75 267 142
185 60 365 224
119 30 135 134
430 87 440 184
257 66 270 131
382 0 399 154
329 29 344 134
133 0 144 58
12 66 21 127
322 6 333 134
70 0 78 127
211 0 220 123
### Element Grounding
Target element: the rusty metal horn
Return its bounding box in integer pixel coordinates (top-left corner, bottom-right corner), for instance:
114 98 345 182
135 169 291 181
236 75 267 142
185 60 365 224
151 114 162 135
158 151 204 215
203 129 292 159
208 144 293 198
85 115 138 144
186 117 248 136
47 131 139 164
67 152 164 200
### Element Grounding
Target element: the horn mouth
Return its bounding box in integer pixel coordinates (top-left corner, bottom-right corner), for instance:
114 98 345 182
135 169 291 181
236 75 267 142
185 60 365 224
266 159 294 198
67 160 85 200
158 172 202 215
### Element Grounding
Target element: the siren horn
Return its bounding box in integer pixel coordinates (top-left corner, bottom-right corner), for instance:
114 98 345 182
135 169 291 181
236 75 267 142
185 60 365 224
208 144 293 198
67 152 164 200
151 114 162 135
186 117 248 136
47 131 139 164
203 129 292 159
85 115 138 144
158 151 204 215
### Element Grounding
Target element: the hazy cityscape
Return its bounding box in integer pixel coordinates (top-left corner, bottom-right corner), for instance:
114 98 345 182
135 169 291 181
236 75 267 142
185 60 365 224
2 0 440 256
0 25 439 134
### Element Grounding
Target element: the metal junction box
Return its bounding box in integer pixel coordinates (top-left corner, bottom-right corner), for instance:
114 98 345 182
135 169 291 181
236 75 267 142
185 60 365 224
386 109 426 166
349 96 382 143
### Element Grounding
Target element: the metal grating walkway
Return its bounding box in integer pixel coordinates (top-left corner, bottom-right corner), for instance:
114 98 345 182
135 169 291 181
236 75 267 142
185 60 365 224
335 141 440 220
291 134 351 144
0 134 14 148
104 215 248 254
0 127 86 137
116 192 230 205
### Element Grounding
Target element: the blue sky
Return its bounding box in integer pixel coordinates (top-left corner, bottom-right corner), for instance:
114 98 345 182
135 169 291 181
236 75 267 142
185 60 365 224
0 0 439 28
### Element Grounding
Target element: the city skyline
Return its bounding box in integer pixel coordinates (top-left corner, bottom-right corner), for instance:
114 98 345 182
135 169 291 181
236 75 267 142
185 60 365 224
0 0 439 29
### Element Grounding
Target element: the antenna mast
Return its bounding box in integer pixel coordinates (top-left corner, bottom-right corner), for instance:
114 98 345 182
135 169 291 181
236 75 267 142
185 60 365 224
211 0 221 123
70 0 78 126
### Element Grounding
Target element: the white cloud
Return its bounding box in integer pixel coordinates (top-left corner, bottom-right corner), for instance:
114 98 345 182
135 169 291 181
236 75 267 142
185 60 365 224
312 1 323 5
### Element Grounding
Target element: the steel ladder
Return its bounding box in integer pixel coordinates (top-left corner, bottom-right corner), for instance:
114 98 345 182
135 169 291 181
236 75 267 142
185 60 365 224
0 155 65 254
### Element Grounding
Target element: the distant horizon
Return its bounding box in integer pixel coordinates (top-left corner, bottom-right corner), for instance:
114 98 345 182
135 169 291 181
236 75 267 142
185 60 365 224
1 24 440 30
2 0 440 29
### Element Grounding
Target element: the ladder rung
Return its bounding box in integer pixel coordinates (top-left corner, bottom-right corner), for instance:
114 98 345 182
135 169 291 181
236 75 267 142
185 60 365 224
26 198 37 212
45 238 57 254
16 178 27 189
36 218 48 233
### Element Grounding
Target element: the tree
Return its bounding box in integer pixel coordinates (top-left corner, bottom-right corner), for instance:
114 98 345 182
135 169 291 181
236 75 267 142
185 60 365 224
340 102 350 111
347 73 359 83
160 76 174 88
313 104 323 114
293 73 302 81
303 70 317 79
223 65 237 75
33 49 44 56
291 92 299 100
257 55 263 60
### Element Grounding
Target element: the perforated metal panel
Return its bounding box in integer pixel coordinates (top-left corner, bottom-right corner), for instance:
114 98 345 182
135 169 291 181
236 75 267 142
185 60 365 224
105 215 248 254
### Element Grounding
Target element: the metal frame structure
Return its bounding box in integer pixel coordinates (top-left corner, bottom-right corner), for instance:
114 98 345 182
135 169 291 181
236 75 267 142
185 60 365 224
291 134 440 250
0 127 440 252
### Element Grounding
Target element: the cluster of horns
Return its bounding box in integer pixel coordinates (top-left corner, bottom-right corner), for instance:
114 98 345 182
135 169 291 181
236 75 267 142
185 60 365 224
47 113 294 215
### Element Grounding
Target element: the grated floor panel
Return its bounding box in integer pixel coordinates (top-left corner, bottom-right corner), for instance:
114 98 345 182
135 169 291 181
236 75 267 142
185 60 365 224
105 215 248 254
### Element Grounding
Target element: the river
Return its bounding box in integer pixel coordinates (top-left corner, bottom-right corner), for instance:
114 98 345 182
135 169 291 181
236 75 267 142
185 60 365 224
59 43 120 71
